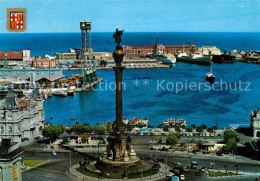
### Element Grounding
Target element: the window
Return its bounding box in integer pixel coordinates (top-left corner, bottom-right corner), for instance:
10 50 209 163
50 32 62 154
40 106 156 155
18 123 22 132
8 126 13 134
0 126 4 134
7 115 12 121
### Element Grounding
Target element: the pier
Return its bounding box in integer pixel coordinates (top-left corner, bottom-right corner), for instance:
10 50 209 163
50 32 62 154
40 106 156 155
97 59 171 69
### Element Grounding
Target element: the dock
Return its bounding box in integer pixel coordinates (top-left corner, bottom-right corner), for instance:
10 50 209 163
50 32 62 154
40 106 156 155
97 64 170 70
97 59 171 69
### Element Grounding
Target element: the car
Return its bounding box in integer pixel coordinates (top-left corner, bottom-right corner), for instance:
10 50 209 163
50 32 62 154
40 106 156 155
200 167 207 172
173 169 181 175
171 176 179 181
183 168 189 173
166 172 174 177
195 171 202 176
179 175 185 180
51 151 57 156
191 161 198 169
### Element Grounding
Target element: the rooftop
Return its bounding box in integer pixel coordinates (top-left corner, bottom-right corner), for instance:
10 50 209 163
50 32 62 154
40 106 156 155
33 59 58 61
0 51 23 59
0 72 66 82
0 139 23 160
123 44 196 49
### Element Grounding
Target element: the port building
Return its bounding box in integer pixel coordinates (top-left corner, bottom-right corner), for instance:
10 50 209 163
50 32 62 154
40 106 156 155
122 44 196 59
197 46 221 55
58 52 77 61
0 51 23 61
0 68 62 75
33 59 58 68
0 87 45 143
0 72 66 89
58 49 112 61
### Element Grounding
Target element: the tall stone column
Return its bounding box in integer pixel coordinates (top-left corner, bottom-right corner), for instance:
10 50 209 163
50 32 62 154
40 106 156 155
96 30 141 178
114 64 124 132
101 29 138 163
112 29 126 161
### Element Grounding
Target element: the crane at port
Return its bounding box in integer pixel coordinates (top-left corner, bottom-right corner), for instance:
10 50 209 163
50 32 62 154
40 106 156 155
152 37 159 57
222 48 227 54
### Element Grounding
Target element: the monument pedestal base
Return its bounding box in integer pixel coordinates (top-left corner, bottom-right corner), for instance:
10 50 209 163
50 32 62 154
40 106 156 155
95 158 151 179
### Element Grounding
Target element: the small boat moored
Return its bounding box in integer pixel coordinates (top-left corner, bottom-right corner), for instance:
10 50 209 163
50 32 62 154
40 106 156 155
53 90 67 97
67 89 75 96
67 86 76 96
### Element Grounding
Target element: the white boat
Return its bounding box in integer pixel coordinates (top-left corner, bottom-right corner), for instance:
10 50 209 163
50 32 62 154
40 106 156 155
45 54 56 60
177 52 189 58
156 52 176 64
67 89 75 96
166 54 176 64
53 90 67 97
192 52 204 59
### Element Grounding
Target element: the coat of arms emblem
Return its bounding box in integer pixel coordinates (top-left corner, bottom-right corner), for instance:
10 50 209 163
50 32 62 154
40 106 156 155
7 8 27 32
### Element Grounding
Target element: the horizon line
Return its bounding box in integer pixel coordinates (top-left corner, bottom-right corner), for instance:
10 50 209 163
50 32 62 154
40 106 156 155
1 31 260 34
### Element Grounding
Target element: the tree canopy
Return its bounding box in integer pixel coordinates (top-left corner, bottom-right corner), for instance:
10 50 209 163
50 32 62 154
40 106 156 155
42 124 64 141
71 123 86 135
196 126 203 133
223 130 238 155
93 125 105 135
201 124 207 129
223 130 237 143
163 126 169 132
186 127 193 132
190 124 196 129
166 132 180 145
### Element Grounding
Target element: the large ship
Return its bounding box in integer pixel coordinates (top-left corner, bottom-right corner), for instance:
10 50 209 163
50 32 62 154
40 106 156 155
156 52 176 64
152 38 176 64
212 54 235 63
176 52 211 66
212 49 235 63
244 51 260 63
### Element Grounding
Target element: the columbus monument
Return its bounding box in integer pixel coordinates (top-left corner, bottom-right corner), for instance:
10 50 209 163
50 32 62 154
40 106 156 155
96 29 141 176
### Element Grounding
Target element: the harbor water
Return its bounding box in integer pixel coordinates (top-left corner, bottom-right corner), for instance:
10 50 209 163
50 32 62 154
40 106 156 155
1 32 260 128
44 62 260 128
0 32 260 55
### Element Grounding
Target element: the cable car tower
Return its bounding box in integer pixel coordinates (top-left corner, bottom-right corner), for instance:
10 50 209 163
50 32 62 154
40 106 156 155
80 20 92 61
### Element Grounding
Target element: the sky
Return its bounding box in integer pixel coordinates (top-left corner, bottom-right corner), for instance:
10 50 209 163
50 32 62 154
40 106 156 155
0 0 260 33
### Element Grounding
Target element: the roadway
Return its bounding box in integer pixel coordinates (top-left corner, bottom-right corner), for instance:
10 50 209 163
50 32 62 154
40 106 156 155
22 148 260 181
22 151 80 181
22 135 260 181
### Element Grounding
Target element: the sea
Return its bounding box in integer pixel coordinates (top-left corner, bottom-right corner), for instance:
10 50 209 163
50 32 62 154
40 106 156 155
0 32 260 128
0 32 260 55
